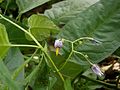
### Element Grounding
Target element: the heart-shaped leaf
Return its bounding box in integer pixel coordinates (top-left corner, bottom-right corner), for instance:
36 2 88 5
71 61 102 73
26 14 59 41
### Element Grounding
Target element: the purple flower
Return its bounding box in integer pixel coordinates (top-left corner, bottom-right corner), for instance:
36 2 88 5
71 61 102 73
91 64 104 77
54 39 63 56
54 39 63 55
54 39 63 48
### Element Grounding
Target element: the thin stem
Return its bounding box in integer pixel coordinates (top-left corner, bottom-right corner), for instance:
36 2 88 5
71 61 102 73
44 52 65 82
12 49 38 80
73 50 93 65
10 44 39 48
73 37 94 43
59 42 74 71
63 39 73 43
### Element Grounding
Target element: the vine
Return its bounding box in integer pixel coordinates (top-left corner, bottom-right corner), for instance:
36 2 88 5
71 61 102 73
0 13 118 89
59 37 99 70
0 14 102 82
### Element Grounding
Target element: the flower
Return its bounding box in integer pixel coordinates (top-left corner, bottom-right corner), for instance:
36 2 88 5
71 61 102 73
91 64 104 76
54 39 63 55
54 39 63 48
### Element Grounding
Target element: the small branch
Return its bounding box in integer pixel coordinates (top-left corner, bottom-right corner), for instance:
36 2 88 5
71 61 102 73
63 39 73 43
59 42 74 71
73 37 94 43
73 50 93 65
44 51 65 82
73 37 102 45
10 44 39 48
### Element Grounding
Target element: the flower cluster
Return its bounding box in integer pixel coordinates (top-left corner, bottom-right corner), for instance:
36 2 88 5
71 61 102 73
54 39 104 77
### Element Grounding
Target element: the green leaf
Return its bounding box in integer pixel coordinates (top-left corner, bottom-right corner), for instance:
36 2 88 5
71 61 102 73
0 60 20 90
44 0 99 24
4 48 24 82
26 14 59 41
29 28 51 41
16 0 50 14
58 0 120 64
0 23 10 59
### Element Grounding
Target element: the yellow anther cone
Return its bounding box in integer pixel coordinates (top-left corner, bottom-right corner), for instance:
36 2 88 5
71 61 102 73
56 48 60 56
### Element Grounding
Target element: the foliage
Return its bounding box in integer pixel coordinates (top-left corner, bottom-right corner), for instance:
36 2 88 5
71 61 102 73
26 14 59 41
44 0 99 25
16 0 50 14
0 0 120 90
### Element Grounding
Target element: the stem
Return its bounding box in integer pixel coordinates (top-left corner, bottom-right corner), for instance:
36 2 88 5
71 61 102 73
12 49 38 80
73 37 94 43
59 42 74 71
63 39 73 43
81 75 120 89
73 50 93 65
10 44 39 48
44 52 65 82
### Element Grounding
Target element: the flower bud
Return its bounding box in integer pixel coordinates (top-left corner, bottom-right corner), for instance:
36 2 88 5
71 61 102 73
91 64 104 77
